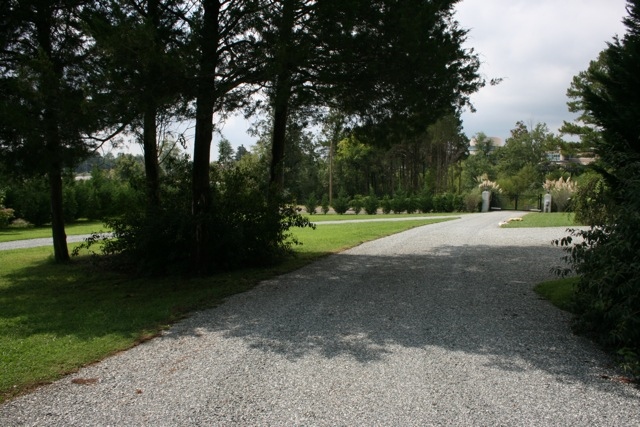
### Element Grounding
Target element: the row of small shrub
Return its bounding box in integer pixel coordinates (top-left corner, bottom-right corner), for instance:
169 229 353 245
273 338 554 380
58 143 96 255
2 169 142 226
305 191 470 215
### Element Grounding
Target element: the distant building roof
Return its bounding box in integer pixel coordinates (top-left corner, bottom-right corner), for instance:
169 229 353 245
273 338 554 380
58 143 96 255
468 136 503 154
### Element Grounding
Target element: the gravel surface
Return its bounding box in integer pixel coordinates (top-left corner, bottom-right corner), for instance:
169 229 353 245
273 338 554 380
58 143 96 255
2 211 639 426
0 235 97 251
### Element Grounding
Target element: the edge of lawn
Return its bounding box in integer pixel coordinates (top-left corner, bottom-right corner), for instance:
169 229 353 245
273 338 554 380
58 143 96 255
0 216 454 403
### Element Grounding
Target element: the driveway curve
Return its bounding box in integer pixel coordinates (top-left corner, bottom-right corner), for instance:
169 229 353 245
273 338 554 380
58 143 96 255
1 211 639 426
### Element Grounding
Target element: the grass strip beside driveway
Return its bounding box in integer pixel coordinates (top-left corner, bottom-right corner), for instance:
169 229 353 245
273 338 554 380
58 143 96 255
0 217 450 403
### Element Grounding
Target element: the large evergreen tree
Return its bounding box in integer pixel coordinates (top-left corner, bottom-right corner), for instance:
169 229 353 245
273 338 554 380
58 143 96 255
0 0 111 262
257 0 484 198
559 0 640 374
87 0 192 210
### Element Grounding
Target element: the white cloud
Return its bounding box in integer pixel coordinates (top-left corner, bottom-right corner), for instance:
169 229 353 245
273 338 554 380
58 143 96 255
456 0 628 140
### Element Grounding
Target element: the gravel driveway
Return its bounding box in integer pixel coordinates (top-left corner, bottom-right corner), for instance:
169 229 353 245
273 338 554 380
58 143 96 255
2 212 639 426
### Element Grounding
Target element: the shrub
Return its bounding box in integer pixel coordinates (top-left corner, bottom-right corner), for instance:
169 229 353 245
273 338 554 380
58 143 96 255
76 165 314 276
416 191 433 213
6 178 50 226
464 191 482 212
391 191 408 213
572 172 613 226
0 207 14 228
363 192 378 215
332 191 350 215
543 177 577 212
321 194 330 214
350 194 364 215
555 212 640 377
305 192 317 214
380 195 392 214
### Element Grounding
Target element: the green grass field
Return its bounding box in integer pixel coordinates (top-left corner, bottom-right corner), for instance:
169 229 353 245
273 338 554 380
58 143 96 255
534 277 578 312
0 217 450 402
501 212 579 228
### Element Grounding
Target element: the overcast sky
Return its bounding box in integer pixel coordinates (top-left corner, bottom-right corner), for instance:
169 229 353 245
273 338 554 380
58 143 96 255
454 0 628 142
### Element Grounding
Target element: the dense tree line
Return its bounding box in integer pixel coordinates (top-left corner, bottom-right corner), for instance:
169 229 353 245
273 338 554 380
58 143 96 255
0 0 485 273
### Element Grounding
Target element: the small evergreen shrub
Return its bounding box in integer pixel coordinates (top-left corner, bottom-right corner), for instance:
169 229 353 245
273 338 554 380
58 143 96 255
417 191 433 213
391 191 408 213
321 194 330 214
305 192 317 214
350 195 364 215
381 195 392 214
363 192 378 215
332 191 350 215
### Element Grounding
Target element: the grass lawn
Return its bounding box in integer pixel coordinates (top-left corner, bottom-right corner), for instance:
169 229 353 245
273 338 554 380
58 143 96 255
0 221 109 243
534 277 578 312
501 212 580 228
0 217 450 402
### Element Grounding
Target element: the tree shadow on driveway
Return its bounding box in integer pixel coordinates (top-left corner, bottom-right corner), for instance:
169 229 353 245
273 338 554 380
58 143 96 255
164 243 638 400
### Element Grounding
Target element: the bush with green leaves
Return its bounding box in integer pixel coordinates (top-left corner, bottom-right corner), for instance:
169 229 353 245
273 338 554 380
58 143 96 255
332 191 350 215
0 206 13 228
76 163 314 276
391 191 408 213
321 194 330 214
554 203 640 376
363 192 378 215
416 191 433 213
350 195 364 215
572 171 613 226
305 192 317 214
380 195 392 214
5 177 50 226
464 190 482 212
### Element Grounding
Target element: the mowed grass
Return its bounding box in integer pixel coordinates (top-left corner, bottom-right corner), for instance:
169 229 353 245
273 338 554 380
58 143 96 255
0 217 451 402
501 212 580 228
0 221 109 243
534 277 579 313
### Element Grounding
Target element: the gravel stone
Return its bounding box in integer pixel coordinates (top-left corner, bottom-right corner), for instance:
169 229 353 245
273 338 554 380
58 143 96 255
2 212 639 426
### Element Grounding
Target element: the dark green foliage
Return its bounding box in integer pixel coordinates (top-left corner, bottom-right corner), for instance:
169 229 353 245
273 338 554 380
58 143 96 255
0 207 13 228
554 211 640 375
432 193 461 212
5 178 50 226
572 171 613 226
363 192 379 215
391 191 409 213
331 191 350 215
350 195 364 215
320 194 330 215
416 191 433 213
380 195 392 214
305 192 317 215
406 196 418 214
555 0 640 377
77 164 314 276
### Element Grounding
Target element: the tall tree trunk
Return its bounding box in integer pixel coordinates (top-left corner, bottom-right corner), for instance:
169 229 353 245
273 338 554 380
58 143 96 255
142 105 160 209
48 165 69 262
142 0 161 210
191 0 220 274
36 5 68 262
270 84 291 196
269 0 295 200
